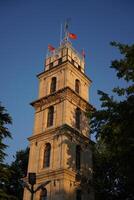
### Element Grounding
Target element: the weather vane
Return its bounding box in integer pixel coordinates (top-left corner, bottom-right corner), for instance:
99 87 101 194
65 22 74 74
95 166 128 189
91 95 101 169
64 18 71 40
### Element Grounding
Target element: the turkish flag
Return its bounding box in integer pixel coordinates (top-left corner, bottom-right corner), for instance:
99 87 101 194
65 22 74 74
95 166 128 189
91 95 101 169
48 44 55 52
68 32 77 39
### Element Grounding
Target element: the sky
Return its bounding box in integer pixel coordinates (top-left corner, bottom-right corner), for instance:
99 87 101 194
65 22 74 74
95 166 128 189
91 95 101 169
0 0 134 163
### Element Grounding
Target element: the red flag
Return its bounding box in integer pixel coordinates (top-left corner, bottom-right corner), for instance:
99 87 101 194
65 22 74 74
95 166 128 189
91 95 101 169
68 32 77 39
81 49 85 58
48 44 55 52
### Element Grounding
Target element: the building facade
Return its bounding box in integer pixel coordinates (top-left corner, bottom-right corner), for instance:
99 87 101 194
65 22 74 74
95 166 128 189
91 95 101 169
23 41 94 200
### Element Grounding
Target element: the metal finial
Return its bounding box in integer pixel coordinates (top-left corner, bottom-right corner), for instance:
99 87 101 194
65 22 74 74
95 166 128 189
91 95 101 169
64 18 71 42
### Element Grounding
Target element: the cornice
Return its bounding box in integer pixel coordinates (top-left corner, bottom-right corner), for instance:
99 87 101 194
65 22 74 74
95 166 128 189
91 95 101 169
23 168 77 184
28 124 94 146
36 168 76 181
28 125 61 142
30 86 94 111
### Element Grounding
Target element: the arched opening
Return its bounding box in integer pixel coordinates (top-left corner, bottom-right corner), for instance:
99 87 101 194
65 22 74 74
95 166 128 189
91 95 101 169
40 188 47 200
47 106 54 127
50 77 56 93
43 143 51 168
76 145 81 171
75 79 80 94
75 107 81 130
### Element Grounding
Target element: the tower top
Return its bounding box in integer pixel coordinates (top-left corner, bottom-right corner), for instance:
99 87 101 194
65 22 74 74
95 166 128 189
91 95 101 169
45 41 85 73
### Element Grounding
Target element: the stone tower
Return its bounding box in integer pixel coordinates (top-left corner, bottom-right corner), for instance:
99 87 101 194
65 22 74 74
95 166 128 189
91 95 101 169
23 40 94 200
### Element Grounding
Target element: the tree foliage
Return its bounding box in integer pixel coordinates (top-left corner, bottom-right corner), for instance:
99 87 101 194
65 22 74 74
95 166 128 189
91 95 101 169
0 103 13 199
0 147 29 200
91 42 134 200
0 102 12 163
0 103 29 199
7 147 29 200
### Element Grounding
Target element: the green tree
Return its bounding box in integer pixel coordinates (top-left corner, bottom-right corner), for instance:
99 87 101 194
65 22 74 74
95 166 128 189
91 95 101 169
0 102 12 162
7 147 29 200
91 42 134 200
0 102 13 199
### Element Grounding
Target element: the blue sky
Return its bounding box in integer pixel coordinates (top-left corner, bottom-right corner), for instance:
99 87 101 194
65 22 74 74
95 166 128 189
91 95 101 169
0 0 133 163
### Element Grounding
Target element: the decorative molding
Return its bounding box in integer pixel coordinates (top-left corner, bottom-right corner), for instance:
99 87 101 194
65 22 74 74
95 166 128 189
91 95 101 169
28 124 94 147
31 87 94 112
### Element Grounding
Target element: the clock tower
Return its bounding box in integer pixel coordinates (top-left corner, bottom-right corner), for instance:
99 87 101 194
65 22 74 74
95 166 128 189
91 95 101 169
23 39 94 200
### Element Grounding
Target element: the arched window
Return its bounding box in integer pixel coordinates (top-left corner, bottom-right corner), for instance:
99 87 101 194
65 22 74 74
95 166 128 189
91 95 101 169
75 79 80 94
75 108 81 130
43 143 51 168
76 189 82 200
40 188 47 200
47 106 54 127
76 145 81 171
50 77 56 93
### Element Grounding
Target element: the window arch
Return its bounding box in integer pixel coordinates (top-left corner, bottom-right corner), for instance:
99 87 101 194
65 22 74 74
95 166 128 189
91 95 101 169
76 189 82 200
75 79 80 94
76 145 81 171
47 106 54 127
75 107 81 130
40 188 47 200
43 143 51 168
50 77 57 93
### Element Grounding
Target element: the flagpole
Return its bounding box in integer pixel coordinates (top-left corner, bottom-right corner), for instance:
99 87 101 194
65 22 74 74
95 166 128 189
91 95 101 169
64 20 69 42
60 23 62 45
